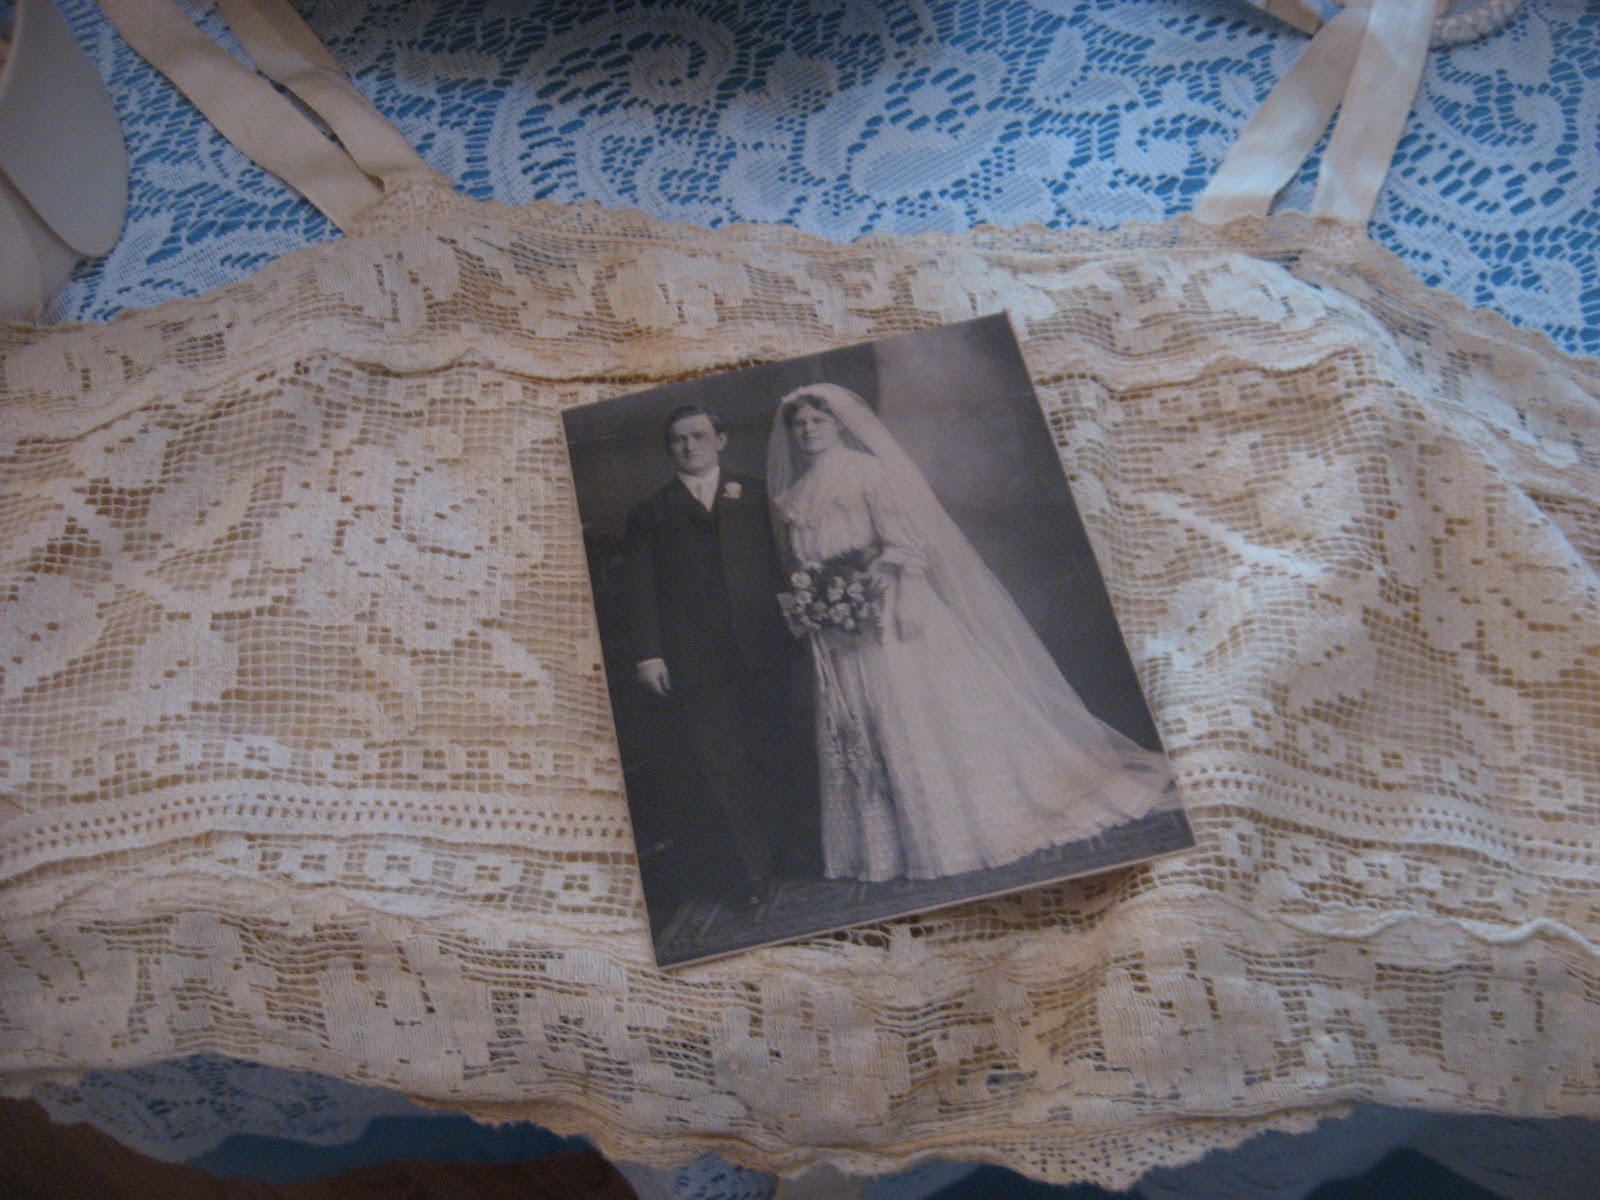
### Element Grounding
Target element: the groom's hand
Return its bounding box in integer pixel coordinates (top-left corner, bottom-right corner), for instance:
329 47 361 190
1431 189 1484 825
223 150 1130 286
637 658 672 696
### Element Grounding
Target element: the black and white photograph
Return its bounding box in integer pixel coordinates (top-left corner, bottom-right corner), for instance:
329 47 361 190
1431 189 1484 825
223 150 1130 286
563 315 1192 967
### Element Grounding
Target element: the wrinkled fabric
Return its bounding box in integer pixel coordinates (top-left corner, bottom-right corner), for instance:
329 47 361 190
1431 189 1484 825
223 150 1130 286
2 187 1599 1187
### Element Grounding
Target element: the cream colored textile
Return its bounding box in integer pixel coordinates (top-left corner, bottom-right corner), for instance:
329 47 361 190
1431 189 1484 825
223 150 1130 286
3 180 1598 1185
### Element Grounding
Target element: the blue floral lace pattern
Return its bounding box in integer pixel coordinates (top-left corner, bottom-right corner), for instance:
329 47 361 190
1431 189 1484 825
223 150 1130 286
31 1056 424 1162
52 0 1599 357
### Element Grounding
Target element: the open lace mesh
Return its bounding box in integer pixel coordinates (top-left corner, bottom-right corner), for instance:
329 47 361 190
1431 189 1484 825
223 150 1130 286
2 190 1598 1186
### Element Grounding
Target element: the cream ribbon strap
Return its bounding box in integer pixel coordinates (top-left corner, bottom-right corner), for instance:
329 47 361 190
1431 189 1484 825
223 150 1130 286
1195 0 1473 228
1311 0 1439 222
96 0 443 232
212 0 433 189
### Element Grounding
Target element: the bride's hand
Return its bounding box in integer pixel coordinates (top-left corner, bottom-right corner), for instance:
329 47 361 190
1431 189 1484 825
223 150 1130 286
892 573 933 641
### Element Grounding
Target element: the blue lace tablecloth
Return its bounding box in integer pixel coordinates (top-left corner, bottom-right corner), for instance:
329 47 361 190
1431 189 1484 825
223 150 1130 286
30 1 1600 1196
51 0 1600 358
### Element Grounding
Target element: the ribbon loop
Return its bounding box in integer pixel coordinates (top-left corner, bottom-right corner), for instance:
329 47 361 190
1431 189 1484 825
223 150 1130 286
97 0 444 232
1196 0 1517 229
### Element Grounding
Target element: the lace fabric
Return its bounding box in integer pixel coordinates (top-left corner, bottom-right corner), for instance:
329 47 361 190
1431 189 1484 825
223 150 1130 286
5 0 1600 1192
27 1057 426 1164
4 191 1599 1186
46 0 1600 358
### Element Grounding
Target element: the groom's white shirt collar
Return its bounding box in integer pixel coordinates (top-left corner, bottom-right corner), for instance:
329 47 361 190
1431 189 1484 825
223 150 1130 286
678 466 721 511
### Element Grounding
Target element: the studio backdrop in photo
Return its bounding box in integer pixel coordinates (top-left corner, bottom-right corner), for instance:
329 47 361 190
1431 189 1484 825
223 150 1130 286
3 0 1599 1195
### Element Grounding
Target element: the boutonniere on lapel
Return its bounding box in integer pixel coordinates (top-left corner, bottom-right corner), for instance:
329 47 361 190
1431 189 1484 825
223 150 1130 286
721 481 742 502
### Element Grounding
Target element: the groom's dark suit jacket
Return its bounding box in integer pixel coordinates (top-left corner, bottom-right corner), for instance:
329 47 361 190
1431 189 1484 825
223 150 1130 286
622 473 794 689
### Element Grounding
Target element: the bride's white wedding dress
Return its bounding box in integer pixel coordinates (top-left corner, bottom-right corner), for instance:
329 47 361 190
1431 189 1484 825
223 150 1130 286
770 389 1175 882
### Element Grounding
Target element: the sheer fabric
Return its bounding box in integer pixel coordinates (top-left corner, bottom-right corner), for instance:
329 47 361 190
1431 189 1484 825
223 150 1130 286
3 0 1600 1191
49 1 1597 360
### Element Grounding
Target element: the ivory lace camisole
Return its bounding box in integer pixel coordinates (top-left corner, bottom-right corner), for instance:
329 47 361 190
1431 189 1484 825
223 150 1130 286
2 0 1598 1188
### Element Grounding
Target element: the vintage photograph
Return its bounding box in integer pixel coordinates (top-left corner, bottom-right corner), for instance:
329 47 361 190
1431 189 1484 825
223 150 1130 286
562 315 1192 967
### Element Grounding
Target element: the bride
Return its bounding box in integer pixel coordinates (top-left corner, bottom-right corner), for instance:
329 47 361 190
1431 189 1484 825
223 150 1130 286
767 384 1175 882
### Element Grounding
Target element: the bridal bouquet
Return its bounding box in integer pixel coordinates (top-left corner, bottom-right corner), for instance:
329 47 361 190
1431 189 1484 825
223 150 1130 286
779 550 885 636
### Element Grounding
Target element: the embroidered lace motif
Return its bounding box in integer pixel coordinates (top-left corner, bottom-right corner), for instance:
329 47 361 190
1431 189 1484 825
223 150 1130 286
4 200 1598 1186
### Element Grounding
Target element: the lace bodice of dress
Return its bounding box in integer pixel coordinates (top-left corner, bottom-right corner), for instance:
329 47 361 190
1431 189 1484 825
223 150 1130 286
773 448 928 574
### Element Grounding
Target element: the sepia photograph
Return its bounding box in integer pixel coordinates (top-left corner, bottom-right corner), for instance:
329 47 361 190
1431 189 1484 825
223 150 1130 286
562 315 1192 967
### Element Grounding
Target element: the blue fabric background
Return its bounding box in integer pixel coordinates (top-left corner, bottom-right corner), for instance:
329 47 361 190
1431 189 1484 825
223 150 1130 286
51 0 1600 358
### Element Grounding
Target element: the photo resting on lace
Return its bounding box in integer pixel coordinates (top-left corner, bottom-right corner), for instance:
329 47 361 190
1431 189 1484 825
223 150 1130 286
561 314 1194 968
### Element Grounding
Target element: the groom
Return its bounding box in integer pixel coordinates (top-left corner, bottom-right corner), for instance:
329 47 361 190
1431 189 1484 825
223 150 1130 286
622 404 810 905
